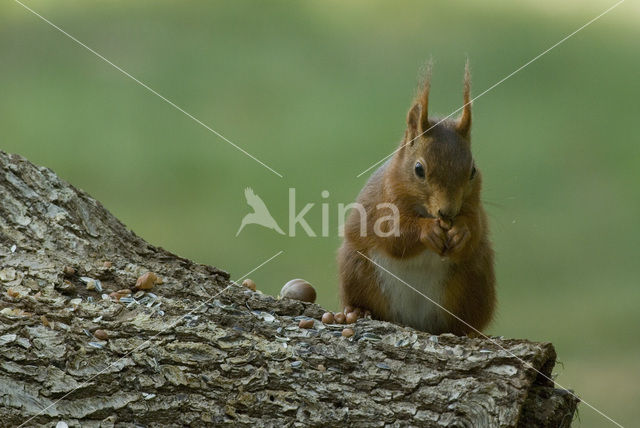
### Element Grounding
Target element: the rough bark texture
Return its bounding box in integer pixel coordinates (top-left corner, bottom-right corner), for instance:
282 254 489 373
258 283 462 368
0 150 578 427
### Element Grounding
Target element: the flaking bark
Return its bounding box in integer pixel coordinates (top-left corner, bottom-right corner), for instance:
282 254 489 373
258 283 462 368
0 151 578 427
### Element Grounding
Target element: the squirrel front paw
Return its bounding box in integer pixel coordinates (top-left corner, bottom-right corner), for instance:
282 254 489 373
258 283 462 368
444 221 471 258
420 219 447 255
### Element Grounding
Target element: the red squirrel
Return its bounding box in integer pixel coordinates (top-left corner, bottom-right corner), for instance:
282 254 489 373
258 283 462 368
338 63 495 335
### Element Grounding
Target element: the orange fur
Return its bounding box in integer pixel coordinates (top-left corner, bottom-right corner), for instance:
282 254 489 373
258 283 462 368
338 64 495 335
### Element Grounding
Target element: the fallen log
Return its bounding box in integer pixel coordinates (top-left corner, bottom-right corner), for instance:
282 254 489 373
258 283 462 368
0 151 578 427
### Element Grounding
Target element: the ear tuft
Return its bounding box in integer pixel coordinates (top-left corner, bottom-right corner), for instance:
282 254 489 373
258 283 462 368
418 61 432 134
456 59 472 139
405 61 432 142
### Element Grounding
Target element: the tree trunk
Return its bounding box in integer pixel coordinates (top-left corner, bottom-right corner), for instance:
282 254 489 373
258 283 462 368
0 150 578 427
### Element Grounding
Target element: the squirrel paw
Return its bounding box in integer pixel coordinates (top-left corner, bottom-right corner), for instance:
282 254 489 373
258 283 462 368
420 219 447 255
444 222 470 257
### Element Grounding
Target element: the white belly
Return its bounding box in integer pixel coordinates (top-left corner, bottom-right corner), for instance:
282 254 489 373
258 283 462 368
370 249 451 333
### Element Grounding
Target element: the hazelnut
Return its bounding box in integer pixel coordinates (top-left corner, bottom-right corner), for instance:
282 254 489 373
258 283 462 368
94 329 108 340
321 312 335 324
342 328 355 338
298 319 314 329
345 312 358 324
242 279 257 291
63 266 76 276
280 279 316 303
136 272 159 290
334 312 346 324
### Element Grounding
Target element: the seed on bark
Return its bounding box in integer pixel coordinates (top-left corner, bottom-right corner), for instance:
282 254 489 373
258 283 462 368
242 279 257 291
298 319 314 329
280 279 316 303
321 312 335 324
136 272 159 290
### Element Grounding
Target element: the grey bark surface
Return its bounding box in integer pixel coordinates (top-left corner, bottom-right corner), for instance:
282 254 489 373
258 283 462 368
0 151 578 427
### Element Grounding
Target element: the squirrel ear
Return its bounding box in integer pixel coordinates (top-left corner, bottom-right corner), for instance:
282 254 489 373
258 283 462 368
456 60 472 139
405 63 432 143
405 103 421 142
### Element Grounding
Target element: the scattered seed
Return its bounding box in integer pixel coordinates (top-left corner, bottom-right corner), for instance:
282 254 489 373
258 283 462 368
298 319 314 329
242 279 257 291
94 329 108 340
321 312 335 324
87 341 104 349
63 266 76 276
41 315 51 327
10 245 16 253
290 361 303 369
280 279 316 303
6 288 20 298
342 328 355 338
317 364 326 371
136 272 159 290
334 313 346 324
134 290 145 299
117 289 132 295
376 362 391 370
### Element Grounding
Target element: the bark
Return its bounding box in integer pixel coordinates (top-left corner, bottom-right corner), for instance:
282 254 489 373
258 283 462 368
0 150 578 427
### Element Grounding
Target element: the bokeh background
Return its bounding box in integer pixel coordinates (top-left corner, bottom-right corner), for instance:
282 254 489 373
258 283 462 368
1 0 638 425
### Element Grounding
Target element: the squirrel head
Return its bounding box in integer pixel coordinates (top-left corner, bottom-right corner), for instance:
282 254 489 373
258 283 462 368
388 62 479 227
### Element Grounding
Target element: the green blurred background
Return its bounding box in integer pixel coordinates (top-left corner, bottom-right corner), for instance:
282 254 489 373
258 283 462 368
1 0 638 425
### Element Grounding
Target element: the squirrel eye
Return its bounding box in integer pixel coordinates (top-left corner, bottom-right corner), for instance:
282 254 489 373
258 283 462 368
470 165 477 180
414 162 425 179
